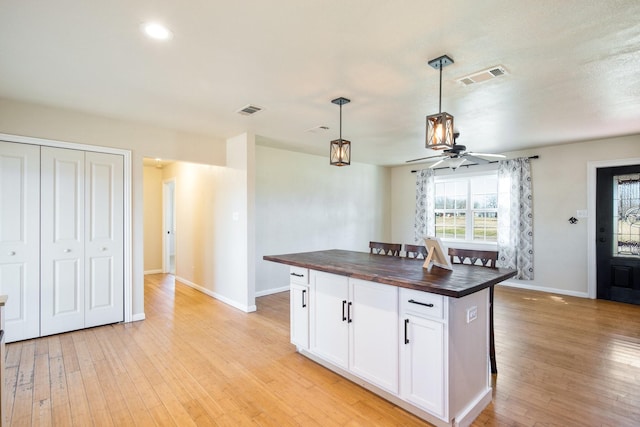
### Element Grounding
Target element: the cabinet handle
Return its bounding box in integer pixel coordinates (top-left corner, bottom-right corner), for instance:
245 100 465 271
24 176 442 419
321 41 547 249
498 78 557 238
342 300 347 321
64 249 71 253
302 289 307 308
8 251 16 256
408 299 434 308
347 302 353 323
290 273 304 277
404 318 410 344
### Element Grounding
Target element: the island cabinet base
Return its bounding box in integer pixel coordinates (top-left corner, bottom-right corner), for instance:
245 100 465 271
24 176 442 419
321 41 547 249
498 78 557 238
296 269 492 427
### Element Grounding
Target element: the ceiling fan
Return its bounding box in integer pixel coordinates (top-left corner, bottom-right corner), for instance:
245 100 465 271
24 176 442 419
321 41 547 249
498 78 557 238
406 132 505 169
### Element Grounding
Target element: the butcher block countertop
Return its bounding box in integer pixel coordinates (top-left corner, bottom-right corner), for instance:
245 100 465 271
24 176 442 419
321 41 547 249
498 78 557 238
263 249 517 298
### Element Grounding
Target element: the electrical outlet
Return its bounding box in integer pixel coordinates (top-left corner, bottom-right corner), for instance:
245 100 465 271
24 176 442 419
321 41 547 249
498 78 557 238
466 306 477 323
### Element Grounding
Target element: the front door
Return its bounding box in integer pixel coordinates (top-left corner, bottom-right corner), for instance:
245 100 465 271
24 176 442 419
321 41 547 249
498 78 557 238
596 165 640 304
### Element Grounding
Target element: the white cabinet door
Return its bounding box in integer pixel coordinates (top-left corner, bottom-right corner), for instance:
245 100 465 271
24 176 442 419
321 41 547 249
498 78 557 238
290 283 309 349
400 314 446 419
310 271 349 369
349 278 399 394
0 141 41 342
41 147 85 336
84 152 124 327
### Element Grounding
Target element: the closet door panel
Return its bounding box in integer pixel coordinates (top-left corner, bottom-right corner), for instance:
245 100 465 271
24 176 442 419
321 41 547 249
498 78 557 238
0 141 40 342
41 147 85 336
85 152 124 327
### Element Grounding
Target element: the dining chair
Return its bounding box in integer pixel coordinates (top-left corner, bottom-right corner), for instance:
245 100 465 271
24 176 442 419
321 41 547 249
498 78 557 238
404 244 428 259
448 247 500 374
369 241 401 256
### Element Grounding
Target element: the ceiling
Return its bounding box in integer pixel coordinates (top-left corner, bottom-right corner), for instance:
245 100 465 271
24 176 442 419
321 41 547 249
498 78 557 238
1 1 639 166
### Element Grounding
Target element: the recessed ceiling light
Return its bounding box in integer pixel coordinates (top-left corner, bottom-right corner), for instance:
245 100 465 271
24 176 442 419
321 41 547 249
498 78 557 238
142 22 173 40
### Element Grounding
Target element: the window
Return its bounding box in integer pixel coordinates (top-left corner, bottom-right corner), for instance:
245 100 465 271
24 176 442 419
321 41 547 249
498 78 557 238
434 173 498 243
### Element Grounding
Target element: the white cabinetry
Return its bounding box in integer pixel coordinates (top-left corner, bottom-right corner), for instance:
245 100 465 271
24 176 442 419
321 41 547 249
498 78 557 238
399 287 490 425
289 266 309 349
310 271 398 394
349 278 398 394
400 289 447 419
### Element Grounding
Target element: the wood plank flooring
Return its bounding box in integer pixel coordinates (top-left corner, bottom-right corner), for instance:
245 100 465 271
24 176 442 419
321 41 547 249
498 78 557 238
4 275 640 426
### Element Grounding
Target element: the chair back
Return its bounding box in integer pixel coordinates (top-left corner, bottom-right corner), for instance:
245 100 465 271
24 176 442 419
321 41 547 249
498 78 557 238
448 248 498 268
369 241 401 256
404 244 428 259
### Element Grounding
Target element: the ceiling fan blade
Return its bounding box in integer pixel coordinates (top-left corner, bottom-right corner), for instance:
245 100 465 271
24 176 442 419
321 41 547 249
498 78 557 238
467 152 506 158
429 159 446 169
405 155 446 163
462 155 490 165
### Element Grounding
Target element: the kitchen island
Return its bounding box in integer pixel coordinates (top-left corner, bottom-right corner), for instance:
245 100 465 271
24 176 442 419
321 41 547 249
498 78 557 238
264 250 516 427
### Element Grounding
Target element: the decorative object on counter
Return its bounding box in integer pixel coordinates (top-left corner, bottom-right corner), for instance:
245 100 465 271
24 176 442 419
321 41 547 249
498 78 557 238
426 54 455 150
330 97 351 166
369 241 401 256
568 216 578 224
422 236 453 270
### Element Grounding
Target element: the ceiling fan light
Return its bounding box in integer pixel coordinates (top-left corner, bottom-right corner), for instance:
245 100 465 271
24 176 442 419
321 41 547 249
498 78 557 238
330 139 351 166
449 157 467 170
426 112 454 150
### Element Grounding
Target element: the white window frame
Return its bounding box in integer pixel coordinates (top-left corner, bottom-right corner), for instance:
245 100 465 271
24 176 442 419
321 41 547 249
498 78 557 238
434 169 498 250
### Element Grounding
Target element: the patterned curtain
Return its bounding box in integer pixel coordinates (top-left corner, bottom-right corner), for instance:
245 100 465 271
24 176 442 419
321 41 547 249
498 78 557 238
414 169 435 242
497 158 534 279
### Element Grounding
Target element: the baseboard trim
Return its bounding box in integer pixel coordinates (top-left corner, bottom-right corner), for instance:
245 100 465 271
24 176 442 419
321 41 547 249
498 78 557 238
131 313 146 322
499 281 589 299
143 269 163 275
255 286 289 297
175 275 257 313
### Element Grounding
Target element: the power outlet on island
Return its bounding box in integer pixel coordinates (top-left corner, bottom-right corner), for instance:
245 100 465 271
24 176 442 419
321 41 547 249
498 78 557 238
466 306 478 323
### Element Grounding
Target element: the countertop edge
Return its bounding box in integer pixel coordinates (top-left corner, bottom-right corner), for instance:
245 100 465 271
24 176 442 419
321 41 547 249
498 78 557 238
263 254 517 298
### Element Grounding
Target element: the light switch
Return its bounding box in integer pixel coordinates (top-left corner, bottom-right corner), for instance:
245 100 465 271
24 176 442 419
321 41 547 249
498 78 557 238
576 209 588 218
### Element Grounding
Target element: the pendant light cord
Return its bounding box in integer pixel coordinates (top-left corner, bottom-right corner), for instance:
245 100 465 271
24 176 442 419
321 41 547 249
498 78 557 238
438 58 443 113
339 103 343 140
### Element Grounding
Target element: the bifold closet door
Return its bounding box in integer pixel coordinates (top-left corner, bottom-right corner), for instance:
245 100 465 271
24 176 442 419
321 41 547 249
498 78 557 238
84 151 124 328
41 148 124 336
40 147 86 336
0 141 41 342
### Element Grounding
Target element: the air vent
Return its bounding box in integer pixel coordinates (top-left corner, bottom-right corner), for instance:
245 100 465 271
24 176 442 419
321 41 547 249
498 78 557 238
457 65 508 86
305 125 330 133
236 104 264 116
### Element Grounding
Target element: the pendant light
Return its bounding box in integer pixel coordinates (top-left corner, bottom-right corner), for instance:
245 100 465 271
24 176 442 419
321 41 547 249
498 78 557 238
426 54 455 150
330 97 351 166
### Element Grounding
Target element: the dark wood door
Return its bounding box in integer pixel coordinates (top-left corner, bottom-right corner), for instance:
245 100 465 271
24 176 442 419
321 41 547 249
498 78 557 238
596 165 640 304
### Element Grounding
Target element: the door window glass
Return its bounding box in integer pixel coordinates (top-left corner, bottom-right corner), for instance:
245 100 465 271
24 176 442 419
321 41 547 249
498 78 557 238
614 173 640 256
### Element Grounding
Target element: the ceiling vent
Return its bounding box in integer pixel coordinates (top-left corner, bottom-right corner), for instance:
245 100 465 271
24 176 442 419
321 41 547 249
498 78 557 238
305 125 330 133
457 65 508 86
236 104 264 116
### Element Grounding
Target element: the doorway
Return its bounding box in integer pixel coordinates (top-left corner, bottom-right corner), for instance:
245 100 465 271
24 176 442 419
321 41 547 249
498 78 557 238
595 164 640 304
163 178 176 274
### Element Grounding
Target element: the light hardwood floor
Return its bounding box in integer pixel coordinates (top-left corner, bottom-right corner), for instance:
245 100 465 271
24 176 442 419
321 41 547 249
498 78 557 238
5 275 640 426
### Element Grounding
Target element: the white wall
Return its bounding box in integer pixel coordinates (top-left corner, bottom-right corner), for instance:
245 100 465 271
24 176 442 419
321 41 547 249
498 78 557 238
255 146 392 295
150 135 256 313
143 165 163 273
391 134 640 297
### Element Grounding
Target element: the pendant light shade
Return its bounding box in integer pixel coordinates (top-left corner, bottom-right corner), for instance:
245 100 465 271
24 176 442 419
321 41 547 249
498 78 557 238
330 97 351 166
426 55 455 150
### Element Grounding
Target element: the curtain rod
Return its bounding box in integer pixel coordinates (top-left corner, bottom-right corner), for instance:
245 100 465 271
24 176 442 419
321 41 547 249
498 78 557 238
410 155 539 173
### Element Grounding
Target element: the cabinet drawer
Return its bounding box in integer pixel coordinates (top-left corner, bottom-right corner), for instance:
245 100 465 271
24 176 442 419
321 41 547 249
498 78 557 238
289 267 309 284
400 288 444 321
